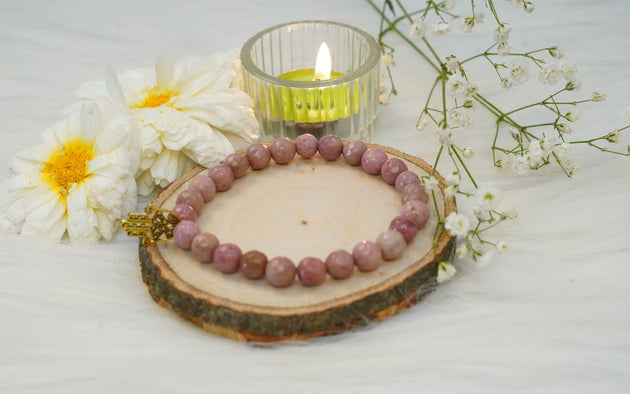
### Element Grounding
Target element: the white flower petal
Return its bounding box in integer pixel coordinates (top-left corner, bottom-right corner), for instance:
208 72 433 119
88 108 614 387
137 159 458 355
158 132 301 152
155 54 174 89
9 144 51 173
176 51 241 96
21 186 67 241
136 170 158 196
66 184 100 243
176 89 259 142
146 148 197 189
138 107 234 165
80 101 103 144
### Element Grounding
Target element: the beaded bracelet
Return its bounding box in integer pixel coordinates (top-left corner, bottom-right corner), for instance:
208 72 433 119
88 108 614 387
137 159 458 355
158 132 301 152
125 134 431 288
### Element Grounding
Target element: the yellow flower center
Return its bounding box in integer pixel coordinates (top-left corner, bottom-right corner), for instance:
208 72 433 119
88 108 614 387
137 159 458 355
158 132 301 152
137 87 176 108
43 141 95 196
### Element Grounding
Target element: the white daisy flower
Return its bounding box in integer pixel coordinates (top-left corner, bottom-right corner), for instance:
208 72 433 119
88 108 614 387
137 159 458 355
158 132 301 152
475 184 501 211
409 20 426 39
448 108 473 128
559 62 577 81
437 261 457 283
494 23 511 43
460 17 475 33
455 243 469 259
423 175 440 192
446 172 461 187
549 46 564 59
446 73 469 98
496 156 510 168
431 22 451 36
541 135 557 154
508 61 529 85
565 109 580 122
444 212 470 238
555 142 572 157
505 209 518 220
539 63 562 85
442 0 456 11
382 52 395 66
436 127 453 146
0 101 139 243
555 123 572 134
416 114 432 132
75 50 259 195
462 147 474 158
497 41 510 57
527 139 546 167
512 155 529 174
444 55 459 73
607 130 623 143
569 165 581 178
523 2 535 13
591 91 606 102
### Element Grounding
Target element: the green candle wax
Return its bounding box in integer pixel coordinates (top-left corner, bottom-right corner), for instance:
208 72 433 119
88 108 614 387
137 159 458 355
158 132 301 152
278 68 344 82
263 68 358 123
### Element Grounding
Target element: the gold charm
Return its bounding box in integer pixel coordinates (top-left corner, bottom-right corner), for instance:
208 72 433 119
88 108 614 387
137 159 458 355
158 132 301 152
121 204 180 245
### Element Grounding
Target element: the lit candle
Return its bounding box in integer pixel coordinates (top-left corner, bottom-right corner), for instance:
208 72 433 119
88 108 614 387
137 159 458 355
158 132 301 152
241 21 381 140
277 43 343 82
273 43 349 130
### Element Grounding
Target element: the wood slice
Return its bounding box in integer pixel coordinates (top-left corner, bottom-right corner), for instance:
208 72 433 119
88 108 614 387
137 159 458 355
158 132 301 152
139 144 455 342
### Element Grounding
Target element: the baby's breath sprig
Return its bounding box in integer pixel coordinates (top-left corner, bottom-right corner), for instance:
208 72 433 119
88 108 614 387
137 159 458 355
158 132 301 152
368 0 630 281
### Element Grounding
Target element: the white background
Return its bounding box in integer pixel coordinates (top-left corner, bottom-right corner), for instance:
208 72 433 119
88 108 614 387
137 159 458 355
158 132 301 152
1 1 629 393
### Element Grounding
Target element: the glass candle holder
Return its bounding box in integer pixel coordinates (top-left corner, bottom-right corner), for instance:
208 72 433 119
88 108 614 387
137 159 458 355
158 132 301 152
240 21 380 141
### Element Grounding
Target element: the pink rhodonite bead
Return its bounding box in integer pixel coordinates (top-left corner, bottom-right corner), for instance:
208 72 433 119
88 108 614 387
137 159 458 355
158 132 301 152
295 133 319 159
381 158 408 185
266 256 296 288
377 230 406 261
269 137 296 164
191 233 219 263
361 148 388 175
188 176 216 203
318 135 343 161
213 243 242 274
173 220 201 250
343 140 367 166
352 240 382 272
176 189 204 214
401 200 430 229
401 183 429 204
395 171 421 193
246 143 271 170
172 203 197 222
224 152 249 179
389 216 418 243
208 164 234 192
325 249 354 280
239 250 268 280
297 257 327 287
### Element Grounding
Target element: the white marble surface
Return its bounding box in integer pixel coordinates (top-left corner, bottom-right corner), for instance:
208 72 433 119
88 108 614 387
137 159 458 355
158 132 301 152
1 1 629 393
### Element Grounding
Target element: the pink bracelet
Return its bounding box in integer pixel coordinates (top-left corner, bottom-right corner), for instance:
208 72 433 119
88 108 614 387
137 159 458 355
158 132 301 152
157 135 429 288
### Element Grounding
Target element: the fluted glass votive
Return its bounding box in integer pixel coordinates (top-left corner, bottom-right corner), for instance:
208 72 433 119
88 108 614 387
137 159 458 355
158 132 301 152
240 21 380 141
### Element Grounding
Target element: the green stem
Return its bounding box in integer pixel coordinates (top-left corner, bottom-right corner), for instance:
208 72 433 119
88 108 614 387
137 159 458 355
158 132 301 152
452 147 478 188
486 0 502 25
366 0 441 73
394 0 414 23
432 145 444 176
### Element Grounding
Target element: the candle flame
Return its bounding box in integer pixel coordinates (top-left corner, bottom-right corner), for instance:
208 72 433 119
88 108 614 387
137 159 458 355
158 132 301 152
314 42 331 80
